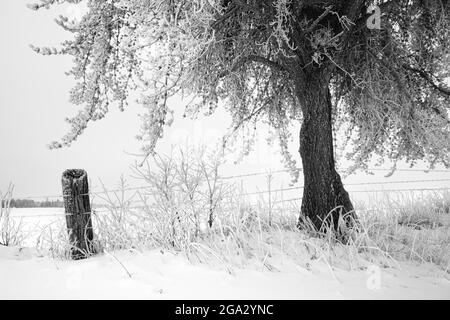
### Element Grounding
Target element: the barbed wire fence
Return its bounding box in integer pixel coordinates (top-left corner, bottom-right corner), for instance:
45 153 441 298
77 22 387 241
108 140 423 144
5 167 450 219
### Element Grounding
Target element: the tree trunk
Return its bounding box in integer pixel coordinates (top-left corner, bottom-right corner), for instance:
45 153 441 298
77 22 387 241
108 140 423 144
297 72 356 239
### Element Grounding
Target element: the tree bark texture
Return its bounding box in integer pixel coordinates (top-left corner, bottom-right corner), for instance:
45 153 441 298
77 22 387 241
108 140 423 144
62 169 94 259
296 71 356 238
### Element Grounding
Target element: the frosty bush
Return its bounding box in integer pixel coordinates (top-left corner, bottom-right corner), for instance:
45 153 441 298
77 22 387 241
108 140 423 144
0 184 24 247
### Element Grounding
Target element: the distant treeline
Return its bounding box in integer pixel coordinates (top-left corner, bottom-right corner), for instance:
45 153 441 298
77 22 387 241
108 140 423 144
5 199 64 208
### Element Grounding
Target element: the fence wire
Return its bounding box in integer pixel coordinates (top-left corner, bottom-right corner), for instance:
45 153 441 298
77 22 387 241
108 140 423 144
10 176 450 201
4 167 450 218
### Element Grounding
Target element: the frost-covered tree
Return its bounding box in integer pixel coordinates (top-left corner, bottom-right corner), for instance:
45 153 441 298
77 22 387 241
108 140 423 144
30 0 450 234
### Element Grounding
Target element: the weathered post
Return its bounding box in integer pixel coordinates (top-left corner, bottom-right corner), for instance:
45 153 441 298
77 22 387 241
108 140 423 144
62 169 94 259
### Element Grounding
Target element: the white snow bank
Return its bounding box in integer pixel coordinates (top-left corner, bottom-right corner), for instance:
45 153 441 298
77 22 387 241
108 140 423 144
0 246 449 299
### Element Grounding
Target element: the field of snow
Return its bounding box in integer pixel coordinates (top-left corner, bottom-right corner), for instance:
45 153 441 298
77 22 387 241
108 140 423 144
2 207 449 299
0 245 449 299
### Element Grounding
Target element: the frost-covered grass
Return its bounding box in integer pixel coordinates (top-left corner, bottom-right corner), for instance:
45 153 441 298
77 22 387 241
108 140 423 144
3 197 450 299
16 184 449 280
1 184 25 247
3 150 450 278
354 191 450 273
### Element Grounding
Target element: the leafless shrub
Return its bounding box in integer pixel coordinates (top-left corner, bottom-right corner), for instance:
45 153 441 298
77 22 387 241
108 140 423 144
0 183 25 246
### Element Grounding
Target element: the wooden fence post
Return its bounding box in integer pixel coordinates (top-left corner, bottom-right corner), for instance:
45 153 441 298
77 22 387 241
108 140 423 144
62 169 94 260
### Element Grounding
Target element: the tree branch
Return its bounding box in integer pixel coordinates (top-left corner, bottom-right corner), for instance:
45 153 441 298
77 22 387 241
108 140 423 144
304 5 333 34
403 64 450 97
219 54 287 78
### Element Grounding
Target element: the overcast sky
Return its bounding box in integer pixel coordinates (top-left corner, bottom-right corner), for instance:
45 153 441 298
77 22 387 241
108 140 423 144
0 0 289 198
0 1 141 197
1 1 449 202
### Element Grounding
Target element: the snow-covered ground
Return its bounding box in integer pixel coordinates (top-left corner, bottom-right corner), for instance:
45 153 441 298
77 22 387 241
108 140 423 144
2 208 449 299
1 245 449 299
